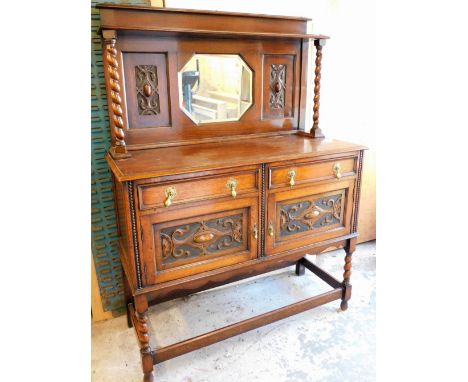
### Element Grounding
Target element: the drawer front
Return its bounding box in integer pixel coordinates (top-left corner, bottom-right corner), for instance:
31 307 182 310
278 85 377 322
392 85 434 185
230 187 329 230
140 196 259 284
265 179 355 255
269 157 356 189
137 168 259 211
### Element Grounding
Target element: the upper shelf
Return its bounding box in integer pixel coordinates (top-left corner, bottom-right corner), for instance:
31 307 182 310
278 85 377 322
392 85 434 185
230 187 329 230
96 3 312 21
97 3 329 40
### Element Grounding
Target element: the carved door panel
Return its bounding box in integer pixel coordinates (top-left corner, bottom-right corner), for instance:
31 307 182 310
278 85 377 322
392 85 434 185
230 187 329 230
140 197 259 284
265 179 355 255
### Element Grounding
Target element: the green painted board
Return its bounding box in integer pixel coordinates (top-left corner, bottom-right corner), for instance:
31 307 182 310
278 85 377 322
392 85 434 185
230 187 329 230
91 0 150 315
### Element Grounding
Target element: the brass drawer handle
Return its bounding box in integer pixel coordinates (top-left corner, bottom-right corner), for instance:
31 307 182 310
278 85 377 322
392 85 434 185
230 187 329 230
252 223 258 240
164 186 177 207
287 169 296 187
226 178 238 198
333 163 342 179
268 221 274 237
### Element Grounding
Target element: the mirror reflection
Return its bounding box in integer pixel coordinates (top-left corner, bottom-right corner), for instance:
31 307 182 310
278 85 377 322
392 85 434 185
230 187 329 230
179 54 253 124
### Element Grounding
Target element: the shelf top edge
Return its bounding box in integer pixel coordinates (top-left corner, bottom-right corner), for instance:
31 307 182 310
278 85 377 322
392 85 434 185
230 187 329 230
95 3 312 22
99 25 329 40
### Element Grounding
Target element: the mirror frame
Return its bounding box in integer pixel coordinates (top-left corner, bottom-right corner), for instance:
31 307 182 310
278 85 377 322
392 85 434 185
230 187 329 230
177 54 254 125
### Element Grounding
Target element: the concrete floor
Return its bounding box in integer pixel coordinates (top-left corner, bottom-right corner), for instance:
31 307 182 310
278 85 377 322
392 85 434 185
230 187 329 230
92 241 376 382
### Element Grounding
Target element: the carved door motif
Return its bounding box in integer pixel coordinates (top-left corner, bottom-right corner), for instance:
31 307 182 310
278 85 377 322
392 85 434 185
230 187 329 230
140 196 259 284
279 193 343 238
265 180 355 256
160 213 243 265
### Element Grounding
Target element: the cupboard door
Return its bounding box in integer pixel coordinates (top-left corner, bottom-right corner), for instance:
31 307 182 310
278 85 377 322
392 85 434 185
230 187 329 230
140 197 259 284
265 179 355 255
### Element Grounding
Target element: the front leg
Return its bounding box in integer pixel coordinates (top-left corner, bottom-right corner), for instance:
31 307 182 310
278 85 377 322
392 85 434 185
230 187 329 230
134 296 154 382
340 238 356 311
295 259 305 276
123 269 133 328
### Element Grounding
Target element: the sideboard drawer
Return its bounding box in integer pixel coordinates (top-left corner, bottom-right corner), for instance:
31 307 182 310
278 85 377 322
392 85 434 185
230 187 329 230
137 168 259 211
265 179 355 255
269 157 356 189
140 196 259 284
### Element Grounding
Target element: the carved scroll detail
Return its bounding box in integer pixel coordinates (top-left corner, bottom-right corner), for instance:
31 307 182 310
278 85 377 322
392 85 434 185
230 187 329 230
160 214 243 265
279 193 343 237
104 36 127 152
135 65 160 115
270 64 286 109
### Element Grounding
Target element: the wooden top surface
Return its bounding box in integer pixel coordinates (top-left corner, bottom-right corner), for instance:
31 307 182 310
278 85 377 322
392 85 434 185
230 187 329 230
97 4 327 40
96 3 312 21
107 134 366 181
100 26 328 41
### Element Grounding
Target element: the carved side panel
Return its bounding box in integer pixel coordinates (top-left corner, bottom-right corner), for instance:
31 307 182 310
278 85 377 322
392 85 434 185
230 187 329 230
135 65 160 115
157 212 247 268
123 53 170 128
262 54 295 119
278 191 345 239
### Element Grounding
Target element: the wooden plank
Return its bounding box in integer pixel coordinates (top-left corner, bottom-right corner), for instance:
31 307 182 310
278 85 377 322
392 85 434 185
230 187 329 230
149 0 164 7
300 258 342 289
357 149 376 243
153 288 342 363
91 256 113 322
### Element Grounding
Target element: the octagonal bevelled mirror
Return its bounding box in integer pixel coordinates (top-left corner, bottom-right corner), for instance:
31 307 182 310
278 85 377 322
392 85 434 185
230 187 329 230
178 54 253 124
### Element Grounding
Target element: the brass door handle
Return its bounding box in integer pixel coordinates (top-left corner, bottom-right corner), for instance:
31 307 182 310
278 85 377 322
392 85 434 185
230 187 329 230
164 186 177 207
268 222 274 237
333 163 342 179
252 223 258 240
226 178 238 198
287 169 296 187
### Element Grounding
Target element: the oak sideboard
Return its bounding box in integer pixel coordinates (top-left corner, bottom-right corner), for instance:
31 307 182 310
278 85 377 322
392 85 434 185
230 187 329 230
97 4 366 381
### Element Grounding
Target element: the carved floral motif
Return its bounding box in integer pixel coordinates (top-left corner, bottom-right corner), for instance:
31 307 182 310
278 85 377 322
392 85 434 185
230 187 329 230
160 214 243 265
135 65 160 115
270 64 286 109
279 193 343 237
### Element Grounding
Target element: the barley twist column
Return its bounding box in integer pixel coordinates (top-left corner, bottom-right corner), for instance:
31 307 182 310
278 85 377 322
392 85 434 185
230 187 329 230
134 297 154 382
310 39 326 138
340 239 356 311
103 30 129 157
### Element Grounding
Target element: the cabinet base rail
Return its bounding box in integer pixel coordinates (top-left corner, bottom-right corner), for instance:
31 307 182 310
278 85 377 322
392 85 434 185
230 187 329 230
129 257 344 365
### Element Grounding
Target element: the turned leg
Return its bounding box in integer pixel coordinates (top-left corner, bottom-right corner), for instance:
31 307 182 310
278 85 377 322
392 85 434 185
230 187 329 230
295 259 305 276
134 296 154 382
123 269 133 328
340 238 357 311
